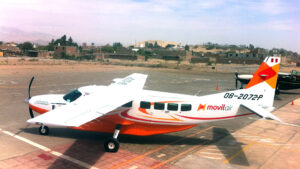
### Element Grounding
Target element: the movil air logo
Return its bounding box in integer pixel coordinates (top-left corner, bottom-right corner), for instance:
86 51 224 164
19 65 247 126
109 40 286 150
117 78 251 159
198 104 232 111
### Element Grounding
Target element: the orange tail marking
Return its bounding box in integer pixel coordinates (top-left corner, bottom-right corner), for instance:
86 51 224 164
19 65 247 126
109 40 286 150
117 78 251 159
245 62 279 89
265 63 280 89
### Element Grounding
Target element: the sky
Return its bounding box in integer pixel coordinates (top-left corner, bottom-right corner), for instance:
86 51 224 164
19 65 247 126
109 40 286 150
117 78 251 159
0 0 299 52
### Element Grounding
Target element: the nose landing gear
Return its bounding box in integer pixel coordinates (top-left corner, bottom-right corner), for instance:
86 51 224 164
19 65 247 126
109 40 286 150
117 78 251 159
39 124 49 135
104 124 121 152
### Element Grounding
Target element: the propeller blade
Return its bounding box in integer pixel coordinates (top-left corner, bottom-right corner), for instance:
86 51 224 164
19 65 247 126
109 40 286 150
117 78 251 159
28 76 34 99
29 107 34 118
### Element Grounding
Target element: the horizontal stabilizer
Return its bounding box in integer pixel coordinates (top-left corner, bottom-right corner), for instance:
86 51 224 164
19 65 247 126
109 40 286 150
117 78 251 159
241 104 282 122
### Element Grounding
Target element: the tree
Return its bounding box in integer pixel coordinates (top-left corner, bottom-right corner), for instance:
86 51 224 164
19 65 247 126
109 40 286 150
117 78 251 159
154 41 160 48
249 44 254 51
19 42 34 51
67 37 73 45
61 35 67 46
101 46 114 53
113 42 122 50
0 41 3 45
185 45 189 51
165 44 175 49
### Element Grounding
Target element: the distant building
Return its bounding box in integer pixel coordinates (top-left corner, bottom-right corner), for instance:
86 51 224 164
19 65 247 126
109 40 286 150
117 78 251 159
0 43 21 53
0 43 21 56
38 50 53 58
53 46 78 58
26 50 38 57
227 53 265 58
134 40 180 48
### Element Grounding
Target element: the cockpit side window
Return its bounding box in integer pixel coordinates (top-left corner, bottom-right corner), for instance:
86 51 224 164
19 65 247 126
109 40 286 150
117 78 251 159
63 89 82 102
122 101 133 107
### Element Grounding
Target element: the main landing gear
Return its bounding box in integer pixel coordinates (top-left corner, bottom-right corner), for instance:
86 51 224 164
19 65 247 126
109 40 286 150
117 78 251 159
104 124 121 153
38 124 49 135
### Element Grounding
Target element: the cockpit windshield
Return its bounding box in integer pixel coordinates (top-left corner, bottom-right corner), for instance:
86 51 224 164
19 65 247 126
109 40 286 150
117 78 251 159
63 89 82 102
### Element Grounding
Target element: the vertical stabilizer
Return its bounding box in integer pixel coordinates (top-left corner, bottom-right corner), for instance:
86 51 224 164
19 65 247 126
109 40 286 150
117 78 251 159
244 56 280 107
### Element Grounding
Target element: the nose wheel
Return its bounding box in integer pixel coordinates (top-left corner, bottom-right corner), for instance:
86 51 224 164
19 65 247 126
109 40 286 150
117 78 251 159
104 138 119 152
39 125 49 135
104 124 121 152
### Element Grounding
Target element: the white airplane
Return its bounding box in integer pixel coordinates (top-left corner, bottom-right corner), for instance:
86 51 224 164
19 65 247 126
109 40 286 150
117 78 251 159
25 56 282 152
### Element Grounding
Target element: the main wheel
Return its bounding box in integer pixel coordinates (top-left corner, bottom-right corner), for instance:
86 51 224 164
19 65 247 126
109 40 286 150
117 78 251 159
104 138 119 153
39 126 49 135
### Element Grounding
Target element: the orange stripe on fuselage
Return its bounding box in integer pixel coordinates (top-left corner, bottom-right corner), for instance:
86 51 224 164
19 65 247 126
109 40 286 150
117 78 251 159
71 113 195 136
138 108 152 115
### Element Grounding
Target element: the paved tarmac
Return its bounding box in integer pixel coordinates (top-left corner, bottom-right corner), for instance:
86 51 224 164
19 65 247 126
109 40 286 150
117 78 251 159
0 67 300 169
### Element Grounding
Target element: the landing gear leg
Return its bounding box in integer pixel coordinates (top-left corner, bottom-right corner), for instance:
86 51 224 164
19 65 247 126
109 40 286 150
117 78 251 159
275 84 280 95
240 83 243 89
39 124 49 135
104 124 121 153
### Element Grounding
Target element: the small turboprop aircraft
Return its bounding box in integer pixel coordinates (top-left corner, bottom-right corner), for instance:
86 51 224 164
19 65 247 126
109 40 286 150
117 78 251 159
25 56 282 152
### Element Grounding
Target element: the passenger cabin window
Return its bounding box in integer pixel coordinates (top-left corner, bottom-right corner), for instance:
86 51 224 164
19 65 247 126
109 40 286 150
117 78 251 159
122 101 132 107
63 89 82 102
167 103 178 111
140 101 151 109
154 102 165 110
181 104 192 111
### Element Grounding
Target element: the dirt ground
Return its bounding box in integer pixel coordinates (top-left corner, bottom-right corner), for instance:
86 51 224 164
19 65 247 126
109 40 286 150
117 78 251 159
0 57 299 76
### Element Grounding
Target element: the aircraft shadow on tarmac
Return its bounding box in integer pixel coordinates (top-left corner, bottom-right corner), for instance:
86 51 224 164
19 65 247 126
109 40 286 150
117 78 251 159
213 128 249 166
21 126 250 167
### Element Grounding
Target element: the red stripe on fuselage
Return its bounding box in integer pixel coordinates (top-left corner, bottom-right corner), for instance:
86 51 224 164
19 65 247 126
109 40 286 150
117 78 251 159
177 113 254 120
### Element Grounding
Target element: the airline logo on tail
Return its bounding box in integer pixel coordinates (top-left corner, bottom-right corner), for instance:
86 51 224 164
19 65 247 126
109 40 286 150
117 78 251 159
245 57 280 89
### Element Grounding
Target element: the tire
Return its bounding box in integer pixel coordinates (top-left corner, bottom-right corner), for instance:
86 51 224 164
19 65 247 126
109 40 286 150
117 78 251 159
104 138 119 153
39 126 49 135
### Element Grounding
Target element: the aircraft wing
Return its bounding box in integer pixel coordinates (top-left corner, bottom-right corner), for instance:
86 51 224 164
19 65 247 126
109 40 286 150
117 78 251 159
110 73 148 89
27 73 148 127
241 104 282 122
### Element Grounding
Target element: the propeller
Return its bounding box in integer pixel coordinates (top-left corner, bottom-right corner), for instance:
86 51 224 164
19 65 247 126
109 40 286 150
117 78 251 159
27 76 35 118
234 72 238 89
28 76 34 99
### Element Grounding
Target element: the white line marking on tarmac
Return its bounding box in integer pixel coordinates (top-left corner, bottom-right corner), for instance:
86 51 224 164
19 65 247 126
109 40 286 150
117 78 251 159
205 148 219 151
129 165 138 169
157 153 166 158
282 122 300 128
201 156 222 160
0 128 98 169
199 152 223 156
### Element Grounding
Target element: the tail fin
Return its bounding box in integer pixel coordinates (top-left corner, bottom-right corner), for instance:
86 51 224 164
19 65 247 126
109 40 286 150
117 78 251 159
244 56 280 107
